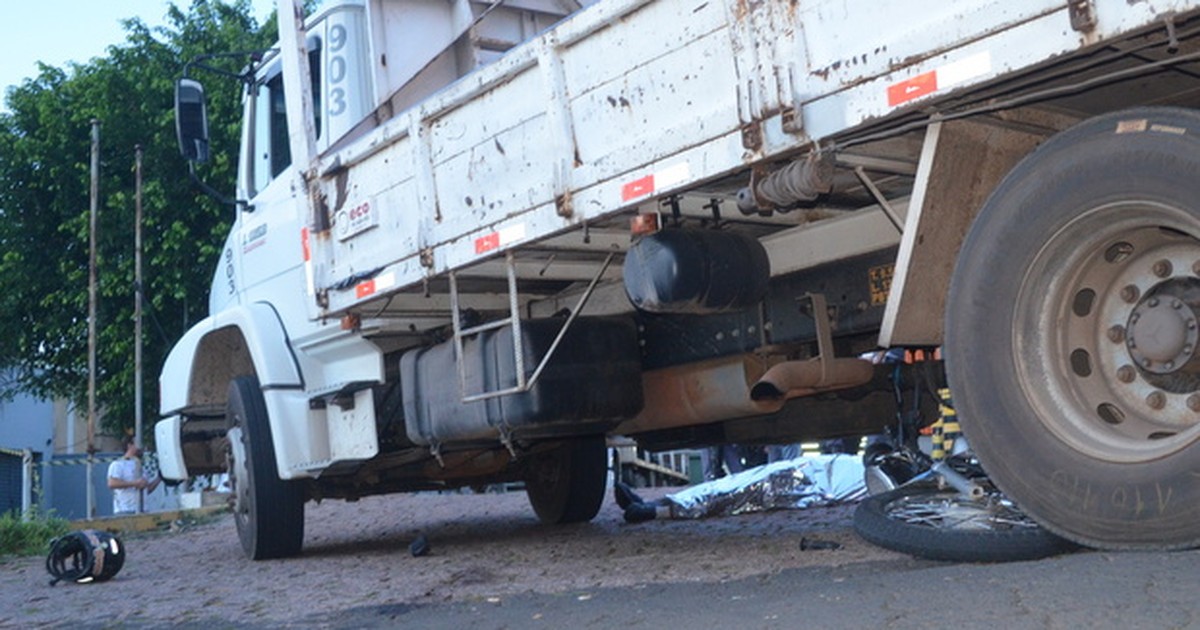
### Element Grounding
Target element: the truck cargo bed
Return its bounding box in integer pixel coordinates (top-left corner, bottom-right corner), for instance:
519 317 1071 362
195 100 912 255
307 0 1200 327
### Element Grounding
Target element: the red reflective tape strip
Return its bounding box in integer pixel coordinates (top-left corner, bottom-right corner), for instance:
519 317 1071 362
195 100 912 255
475 232 500 254
301 228 311 262
887 70 937 107
621 174 655 201
355 280 376 299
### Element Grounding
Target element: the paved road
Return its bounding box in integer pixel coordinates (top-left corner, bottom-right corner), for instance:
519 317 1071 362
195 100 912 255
324 548 1200 629
4 490 1198 628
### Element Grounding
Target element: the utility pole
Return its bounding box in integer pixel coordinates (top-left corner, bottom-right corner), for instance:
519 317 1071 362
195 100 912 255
87 119 100 520
135 144 145 513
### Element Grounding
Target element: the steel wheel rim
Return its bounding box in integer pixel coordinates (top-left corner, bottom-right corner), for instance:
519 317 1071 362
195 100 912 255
1015 200 1200 462
227 425 251 530
885 491 1039 531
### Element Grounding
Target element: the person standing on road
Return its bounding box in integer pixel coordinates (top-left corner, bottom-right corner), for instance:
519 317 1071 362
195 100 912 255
107 436 160 515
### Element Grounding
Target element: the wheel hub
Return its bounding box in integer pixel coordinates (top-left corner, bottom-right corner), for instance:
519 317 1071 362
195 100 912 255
227 426 250 518
1126 293 1199 374
1037 220 1200 459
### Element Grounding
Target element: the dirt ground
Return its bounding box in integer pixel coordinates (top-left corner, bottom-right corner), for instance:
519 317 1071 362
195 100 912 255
0 487 904 628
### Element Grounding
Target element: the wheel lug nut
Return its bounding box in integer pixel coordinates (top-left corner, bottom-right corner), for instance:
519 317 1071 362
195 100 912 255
1148 298 1160 308
1193 260 1200 277
1173 299 1184 310
1107 325 1125 343
1188 395 1200 412
1153 259 1173 278
1117 365 1137 383
1121 285 1140 303
1147 391 1167 410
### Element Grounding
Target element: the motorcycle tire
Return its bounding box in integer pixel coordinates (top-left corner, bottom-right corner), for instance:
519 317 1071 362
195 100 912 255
853 484 1077 562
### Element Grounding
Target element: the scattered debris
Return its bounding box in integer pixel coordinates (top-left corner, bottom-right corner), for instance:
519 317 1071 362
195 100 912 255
409 534 430 557
799 537 841 551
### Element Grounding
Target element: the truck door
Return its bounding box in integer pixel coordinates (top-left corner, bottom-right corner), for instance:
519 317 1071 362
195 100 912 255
237 61 308 296
237 5 371 302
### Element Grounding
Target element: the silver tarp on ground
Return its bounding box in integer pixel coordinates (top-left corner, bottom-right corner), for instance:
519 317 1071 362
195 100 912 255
664 454 867 519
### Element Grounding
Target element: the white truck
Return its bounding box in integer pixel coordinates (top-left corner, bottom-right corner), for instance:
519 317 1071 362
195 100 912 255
159 0 1200 559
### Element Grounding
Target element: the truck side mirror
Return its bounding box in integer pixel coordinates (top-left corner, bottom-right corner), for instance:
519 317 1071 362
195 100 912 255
175 78 210 163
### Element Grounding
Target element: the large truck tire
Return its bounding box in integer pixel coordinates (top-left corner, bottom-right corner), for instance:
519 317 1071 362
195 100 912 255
227 376 305 559
945 106 1200 550
853 484 1075 562
525 436 607 524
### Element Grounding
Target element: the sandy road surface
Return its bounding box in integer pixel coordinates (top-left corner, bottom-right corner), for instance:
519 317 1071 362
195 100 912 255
0 488 904 627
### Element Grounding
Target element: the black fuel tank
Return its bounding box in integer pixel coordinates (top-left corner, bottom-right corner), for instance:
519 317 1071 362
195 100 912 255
622 228 769 314
400 316 643 446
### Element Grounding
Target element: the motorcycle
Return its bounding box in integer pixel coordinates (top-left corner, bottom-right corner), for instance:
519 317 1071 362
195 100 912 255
852 363 1076 562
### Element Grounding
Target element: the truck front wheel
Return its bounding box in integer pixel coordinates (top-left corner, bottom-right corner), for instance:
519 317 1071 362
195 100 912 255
226 376 305 559
524 436 607 524
946 107 1200 550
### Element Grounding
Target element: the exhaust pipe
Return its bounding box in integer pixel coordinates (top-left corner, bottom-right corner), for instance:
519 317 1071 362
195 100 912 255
616 355 877 436
615 355 786 435
749 358 874 402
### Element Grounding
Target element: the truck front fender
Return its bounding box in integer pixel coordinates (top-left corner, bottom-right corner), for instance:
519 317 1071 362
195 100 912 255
160 302 303 417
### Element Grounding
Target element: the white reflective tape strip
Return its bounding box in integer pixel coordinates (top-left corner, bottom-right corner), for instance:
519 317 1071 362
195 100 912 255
620 161 692 202
936 51 991 90
375 271 395 292
655 162 691 189
498 223 526 247
302 228 315 296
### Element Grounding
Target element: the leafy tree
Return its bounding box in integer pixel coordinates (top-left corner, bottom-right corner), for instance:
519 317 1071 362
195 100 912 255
0 1 277 443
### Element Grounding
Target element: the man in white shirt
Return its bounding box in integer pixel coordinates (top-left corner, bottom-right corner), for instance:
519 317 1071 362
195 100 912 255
107 437 160 515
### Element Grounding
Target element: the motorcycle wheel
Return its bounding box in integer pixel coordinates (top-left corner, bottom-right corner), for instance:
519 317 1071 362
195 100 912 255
853 483 1077 562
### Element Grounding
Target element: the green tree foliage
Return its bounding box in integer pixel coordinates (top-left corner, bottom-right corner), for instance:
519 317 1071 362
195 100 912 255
0 1 276 440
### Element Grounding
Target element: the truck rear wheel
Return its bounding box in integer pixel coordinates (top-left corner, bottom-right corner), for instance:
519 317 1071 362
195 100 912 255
525 436 607 524
227 376 305 559
946 107 1200 549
